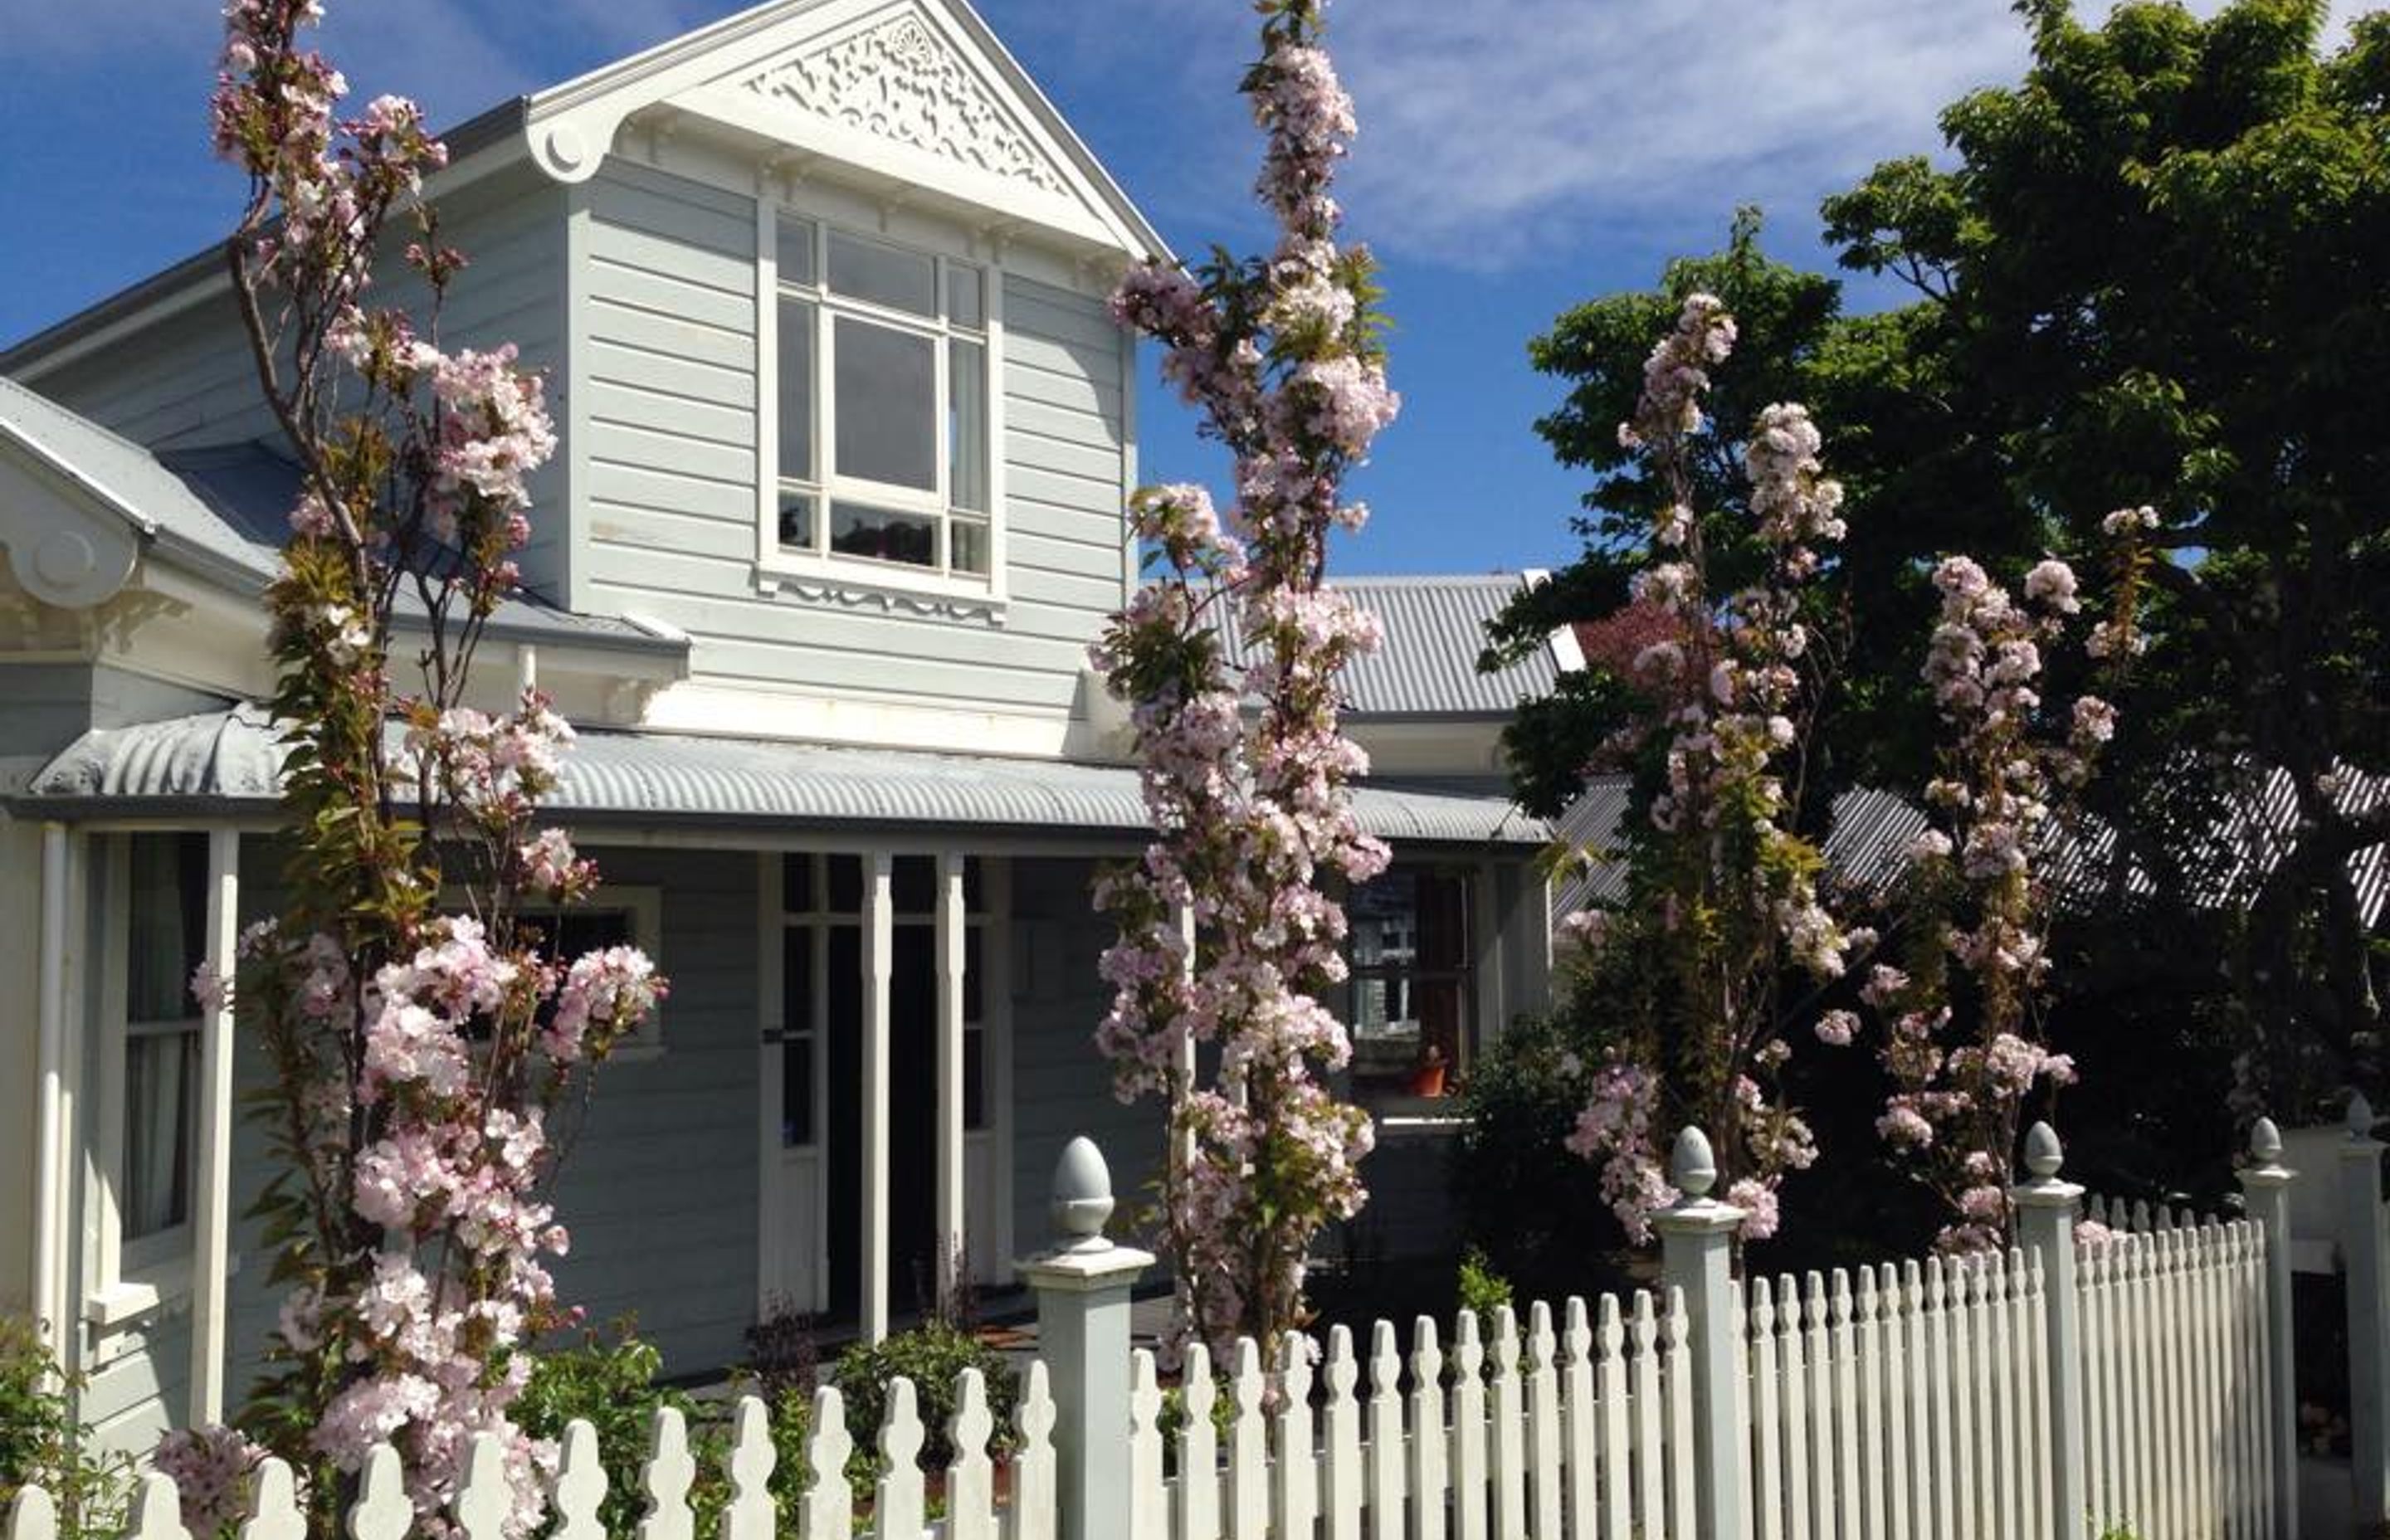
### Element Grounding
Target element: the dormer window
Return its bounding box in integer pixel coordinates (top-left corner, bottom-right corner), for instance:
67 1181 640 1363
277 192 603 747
768 214 992 584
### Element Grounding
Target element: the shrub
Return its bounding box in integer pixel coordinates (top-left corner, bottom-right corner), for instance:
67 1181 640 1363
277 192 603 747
0 1317 133 1540
515 1321 712 1536
1456 1248 1514 1322
1454 1009 1627 1296
743 1297 822 1407
830 1323 1016 1474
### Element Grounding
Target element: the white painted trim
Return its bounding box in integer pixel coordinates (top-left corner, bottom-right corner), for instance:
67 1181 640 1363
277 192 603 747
1472 861 1504 1070
188 829 237 1423
810 904 831 1311
562 179 597 614
860 850 893 1342
1116 308 1139 608
637 679 1077 756
934 850 966 1300
32 824 70 1366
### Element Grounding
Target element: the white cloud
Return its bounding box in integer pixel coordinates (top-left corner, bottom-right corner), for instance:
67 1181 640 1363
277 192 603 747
1041 0 2354 269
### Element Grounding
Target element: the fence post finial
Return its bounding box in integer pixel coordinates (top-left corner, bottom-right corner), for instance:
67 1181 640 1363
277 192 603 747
2238 1113 2300 1540
1018 1133 1154 1540
1653 1124 1744 1540
2012 1118 2089 1539
2344 1092 2390 1528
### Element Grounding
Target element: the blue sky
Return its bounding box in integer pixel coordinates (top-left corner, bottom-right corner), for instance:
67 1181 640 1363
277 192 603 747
0 0 2312 576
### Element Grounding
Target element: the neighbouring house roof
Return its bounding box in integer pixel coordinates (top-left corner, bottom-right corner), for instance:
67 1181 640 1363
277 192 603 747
0 375 686 659
19 704 1549 848
1220 572 1567 720
1552 768 2390 929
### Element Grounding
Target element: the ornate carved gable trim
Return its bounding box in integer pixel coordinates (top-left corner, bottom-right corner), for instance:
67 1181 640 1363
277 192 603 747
735 10 1068 195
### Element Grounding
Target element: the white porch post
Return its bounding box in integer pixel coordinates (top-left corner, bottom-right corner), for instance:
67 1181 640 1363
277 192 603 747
190 829 240 1424
934 850 967 1308
32 823 71 1367
2343 1092 2388 1528
861 851 893 1343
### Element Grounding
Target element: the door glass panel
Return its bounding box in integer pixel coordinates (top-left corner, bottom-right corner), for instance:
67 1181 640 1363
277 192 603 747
777 492 817 553
783 854 815 914
827 231 938 316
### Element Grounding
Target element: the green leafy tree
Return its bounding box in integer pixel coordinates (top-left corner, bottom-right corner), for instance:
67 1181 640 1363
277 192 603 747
1501 0 2390 1112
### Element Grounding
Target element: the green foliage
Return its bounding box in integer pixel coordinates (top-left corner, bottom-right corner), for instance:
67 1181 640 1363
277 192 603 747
830 1323 1017 1475
1504 0 2390 1128
1453 1010 1624 1291
515 1321 822 1536
1455 1249 1514 1322
0 1318 133 1540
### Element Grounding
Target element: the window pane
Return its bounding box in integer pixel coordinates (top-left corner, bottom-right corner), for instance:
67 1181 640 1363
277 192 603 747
783 854 815 914
891 856 935 915
124 1030 197 1238
776 215 817 287
128 833 207 1022
963 857 984 912
946 265 985 328
949 518 990 577
783 925 815 1037
827 855 863 914
964 1026 985 1131
831 503 937 568
778 491 817 552
949 339 987 514
783 1036 814 1148
778 299 816 483
963 926 983 1024
833 319 937 490
827 230 938 315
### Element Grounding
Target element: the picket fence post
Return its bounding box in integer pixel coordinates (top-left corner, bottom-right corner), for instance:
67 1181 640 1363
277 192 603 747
2236 1114 2299 1540
2343 1092 2390 1530
1654 1125 1747 1540
1017 1134 1154 1540
2012 1120 2088 1540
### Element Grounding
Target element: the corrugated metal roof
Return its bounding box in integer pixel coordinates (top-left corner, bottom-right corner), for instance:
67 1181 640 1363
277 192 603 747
1219 573 1562 719
0 378 682 655
21 704 1547 846
1550 768 2388 928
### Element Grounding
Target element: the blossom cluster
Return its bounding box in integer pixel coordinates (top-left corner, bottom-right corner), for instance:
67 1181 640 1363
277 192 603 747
1853 548 2122 1250
1090 0 1394 1355
155 1425 273 1538
1559 295 1858 1245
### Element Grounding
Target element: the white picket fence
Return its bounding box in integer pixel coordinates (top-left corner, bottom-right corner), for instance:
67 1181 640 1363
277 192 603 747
2075 1201 2276 1540
0 1123 2308 1540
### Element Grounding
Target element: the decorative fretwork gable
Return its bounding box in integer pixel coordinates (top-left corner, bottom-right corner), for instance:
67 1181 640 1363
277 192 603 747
736 12 1069 196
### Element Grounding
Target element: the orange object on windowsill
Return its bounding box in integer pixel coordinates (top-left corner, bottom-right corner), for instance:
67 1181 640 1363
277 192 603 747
1409 1045 1448 1099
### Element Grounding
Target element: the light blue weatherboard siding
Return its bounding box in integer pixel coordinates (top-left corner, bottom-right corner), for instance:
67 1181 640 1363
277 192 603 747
577 157 1128 716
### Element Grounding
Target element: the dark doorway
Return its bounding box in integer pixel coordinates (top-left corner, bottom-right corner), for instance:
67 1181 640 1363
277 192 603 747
823 923 939 1323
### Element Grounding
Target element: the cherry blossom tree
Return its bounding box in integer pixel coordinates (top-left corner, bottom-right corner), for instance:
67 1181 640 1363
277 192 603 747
183 3 662 1533
1089 0 1397 1356
1859 521 2144 1250
1554 295 1863 1246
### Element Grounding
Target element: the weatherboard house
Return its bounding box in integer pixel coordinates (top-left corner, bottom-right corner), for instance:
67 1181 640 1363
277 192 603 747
0 0 1552 1455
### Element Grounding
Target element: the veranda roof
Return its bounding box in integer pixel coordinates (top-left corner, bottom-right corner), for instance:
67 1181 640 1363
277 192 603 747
20 704 1548 849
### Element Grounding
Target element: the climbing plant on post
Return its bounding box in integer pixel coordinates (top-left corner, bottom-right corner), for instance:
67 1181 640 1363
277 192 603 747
1090 0 1397 1357
186 3 665 1533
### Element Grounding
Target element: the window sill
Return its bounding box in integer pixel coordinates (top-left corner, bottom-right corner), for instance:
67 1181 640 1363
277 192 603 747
754 550 1007 621
85 1250 240 1331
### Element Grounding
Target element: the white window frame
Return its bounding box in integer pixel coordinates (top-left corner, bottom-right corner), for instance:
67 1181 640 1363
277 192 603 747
754 202 1007 607
437 885 667 1060
89 835 202 1323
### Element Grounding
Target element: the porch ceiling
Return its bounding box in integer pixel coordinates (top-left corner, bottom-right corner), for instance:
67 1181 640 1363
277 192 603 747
19 704 1549 848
